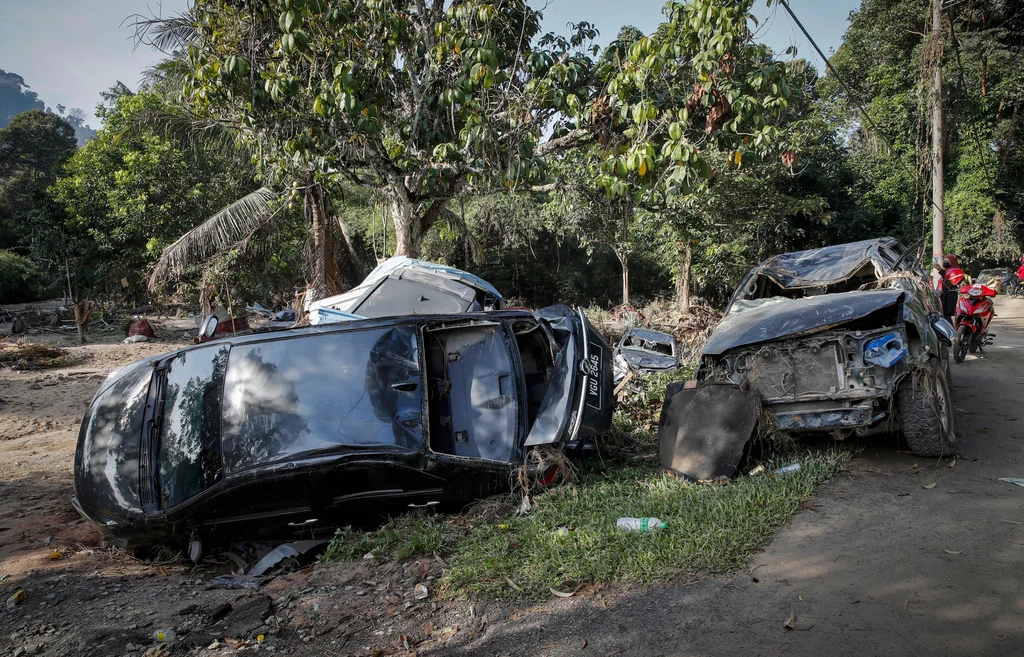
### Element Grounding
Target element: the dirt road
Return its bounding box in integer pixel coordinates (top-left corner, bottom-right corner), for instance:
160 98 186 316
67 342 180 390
2 300 1024 656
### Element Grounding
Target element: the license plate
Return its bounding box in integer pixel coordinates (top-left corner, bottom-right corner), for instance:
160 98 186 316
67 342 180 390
585 341 603 410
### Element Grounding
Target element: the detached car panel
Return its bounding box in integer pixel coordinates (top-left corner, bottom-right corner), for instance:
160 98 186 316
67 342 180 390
73 306 611 547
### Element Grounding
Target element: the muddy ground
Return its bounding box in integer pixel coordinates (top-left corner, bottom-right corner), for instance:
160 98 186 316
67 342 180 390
2 299 1024 656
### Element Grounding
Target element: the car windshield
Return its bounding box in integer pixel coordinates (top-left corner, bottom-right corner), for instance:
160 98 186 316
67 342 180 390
221 326 422 471
156 345 229 509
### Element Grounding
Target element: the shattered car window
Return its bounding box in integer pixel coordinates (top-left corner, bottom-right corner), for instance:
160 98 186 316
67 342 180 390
222 327 422 471
157 345 228 509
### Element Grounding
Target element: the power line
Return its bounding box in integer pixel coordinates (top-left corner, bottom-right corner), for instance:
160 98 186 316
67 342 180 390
777 0 943 234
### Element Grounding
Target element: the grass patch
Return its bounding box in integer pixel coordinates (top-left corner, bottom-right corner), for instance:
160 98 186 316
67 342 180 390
323 366 850 599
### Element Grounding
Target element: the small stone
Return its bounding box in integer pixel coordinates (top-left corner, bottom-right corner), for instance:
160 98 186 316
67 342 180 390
207 640 221 650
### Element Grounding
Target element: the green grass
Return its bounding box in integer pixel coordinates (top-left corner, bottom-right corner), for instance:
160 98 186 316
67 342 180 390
323 366 850 599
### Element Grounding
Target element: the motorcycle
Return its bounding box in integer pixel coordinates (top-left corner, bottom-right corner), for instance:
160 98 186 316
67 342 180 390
953 283 997 363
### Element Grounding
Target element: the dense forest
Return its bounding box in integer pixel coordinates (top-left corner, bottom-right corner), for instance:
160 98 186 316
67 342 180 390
0 0 1021 311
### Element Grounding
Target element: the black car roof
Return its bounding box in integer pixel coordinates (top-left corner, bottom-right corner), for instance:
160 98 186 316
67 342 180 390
756 237 903 289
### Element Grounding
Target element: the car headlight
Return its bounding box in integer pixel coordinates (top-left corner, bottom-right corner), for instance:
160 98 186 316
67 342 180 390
864 332 907 368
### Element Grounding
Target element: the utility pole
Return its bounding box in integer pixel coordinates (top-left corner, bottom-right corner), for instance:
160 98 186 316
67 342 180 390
931 0 945 269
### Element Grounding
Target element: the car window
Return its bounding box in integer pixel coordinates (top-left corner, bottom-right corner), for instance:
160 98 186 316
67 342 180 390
157 345 229 509
221 327 422 471
78 363 153 513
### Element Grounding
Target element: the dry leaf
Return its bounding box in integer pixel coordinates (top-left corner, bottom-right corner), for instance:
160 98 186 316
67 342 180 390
505 577 523 592
549 587 574 598
784 612 796 630
943 549 962 555
922 483 937 489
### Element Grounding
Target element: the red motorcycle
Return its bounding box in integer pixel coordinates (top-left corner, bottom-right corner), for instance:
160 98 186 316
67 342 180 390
953 283 997 363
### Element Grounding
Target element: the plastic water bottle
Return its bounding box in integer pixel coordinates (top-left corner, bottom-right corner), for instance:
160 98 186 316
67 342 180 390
774 464 801 475
616 517 667 532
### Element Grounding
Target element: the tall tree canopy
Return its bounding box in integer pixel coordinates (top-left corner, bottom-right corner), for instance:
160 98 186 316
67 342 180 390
158 0 599 268
0 109 77 250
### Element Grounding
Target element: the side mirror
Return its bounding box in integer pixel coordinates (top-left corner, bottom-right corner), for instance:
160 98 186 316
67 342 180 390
200 315 219 339
931 315 955 346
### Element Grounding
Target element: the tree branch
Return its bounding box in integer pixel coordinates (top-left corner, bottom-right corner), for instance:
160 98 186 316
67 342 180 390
535 128 592 156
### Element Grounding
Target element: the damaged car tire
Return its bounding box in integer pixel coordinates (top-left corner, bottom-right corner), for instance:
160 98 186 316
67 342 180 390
897 360 955 458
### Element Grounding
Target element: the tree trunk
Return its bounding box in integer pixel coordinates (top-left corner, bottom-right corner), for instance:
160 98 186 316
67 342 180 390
676 240 692 313
386 186 418 258
307 178 343 300
614 249 630 307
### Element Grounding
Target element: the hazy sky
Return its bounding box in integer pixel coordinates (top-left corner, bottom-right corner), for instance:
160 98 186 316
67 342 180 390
0 0 859 129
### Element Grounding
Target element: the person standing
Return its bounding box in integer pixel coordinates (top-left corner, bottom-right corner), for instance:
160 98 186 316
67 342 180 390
935 256 964 324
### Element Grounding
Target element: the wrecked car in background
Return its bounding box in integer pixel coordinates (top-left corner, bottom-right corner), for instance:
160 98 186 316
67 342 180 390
691 238 955 458
73 305 612 550
613 328 680 382
307 256 505 324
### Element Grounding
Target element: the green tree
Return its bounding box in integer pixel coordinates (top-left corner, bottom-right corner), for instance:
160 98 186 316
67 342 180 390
48 90 254 299
0 109 77 250
157 0 599 269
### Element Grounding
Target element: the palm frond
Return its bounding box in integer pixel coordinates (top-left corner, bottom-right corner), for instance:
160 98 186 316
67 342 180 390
121 109 246 162
129 12 199 55
149 187 281 290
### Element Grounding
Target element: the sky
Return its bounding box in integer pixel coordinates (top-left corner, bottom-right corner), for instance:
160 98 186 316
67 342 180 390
0 0 860 130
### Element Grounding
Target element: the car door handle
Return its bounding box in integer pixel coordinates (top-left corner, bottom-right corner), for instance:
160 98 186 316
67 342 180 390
287 518 318 527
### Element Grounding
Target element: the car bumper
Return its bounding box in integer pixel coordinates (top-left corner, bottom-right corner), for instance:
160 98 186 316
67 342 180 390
773 405 875 432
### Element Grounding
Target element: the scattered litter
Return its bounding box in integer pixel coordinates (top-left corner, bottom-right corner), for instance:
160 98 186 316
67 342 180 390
784 612 796 630
414 584 429 600
122 334 149 344
516 496 532 516
949 458 957 468
42 536 52 546
248 539 329 576
616 517 667 532
207 640 221 650
152 629 176 643
749 464 767 476
922 483 937 489
47 550 62 560
999 478 1024 488
555 527 569 537
6 590 26 609
775 464 801 475
362 552 375 561
943 549 962 555
209 575 264 590
549 587 574 598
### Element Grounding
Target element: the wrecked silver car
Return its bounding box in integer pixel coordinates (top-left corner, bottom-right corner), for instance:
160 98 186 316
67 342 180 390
696 238 955 457
73 306 612 549
306 256 504 324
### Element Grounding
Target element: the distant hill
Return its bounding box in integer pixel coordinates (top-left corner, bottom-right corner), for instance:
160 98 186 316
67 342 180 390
0 69 45 127
0 69 97 145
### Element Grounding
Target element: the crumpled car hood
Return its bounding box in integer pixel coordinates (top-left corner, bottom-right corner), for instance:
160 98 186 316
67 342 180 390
703 289 906 355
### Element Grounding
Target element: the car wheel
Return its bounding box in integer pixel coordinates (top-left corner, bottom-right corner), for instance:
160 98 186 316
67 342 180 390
940 343 951 382
897 359 956 458
953 325 971 363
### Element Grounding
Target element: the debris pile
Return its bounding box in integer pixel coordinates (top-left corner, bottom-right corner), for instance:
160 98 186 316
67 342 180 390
0 340 74 370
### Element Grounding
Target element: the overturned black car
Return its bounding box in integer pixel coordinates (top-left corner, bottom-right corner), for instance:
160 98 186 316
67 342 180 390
696 238 956 457
73 306 612 549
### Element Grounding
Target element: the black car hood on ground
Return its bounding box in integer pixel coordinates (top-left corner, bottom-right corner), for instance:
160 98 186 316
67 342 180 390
755 239 892 289
703 289 906 355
